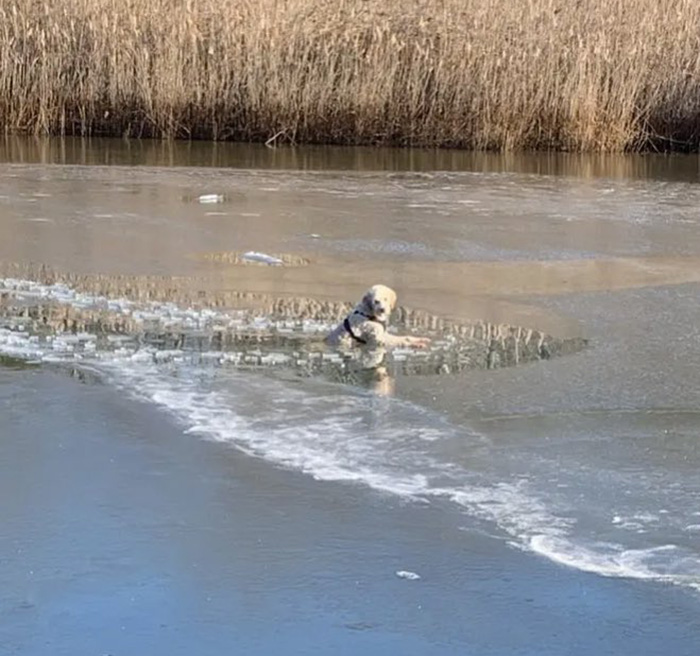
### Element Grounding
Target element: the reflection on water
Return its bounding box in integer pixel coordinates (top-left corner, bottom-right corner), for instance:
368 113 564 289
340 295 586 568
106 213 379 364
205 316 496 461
2 136 700 181
0 353 36 370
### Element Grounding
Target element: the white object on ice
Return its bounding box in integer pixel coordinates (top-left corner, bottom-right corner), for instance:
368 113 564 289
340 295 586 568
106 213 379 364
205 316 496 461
241 251 284 266
198 194 224 204
395 570 421 581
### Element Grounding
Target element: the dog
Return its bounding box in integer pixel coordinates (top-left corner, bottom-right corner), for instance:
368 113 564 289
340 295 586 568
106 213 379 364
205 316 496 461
325 284 430 349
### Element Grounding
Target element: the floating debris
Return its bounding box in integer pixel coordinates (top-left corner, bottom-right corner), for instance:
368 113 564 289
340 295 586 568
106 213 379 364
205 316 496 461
241 251 284 266
198 194 224 204
395 570 421 581
195 251 309 267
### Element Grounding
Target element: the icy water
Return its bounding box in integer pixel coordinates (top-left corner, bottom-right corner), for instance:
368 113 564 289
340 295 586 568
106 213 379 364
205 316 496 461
1 138 700 654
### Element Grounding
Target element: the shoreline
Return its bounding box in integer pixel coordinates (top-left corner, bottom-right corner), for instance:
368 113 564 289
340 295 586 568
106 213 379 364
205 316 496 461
4 137 700 182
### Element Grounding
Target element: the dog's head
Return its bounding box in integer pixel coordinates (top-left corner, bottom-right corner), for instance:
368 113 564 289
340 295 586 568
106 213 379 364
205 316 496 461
360 284 397 323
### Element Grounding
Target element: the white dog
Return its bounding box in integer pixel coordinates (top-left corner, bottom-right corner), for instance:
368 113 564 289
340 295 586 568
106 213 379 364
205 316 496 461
326 284 430 349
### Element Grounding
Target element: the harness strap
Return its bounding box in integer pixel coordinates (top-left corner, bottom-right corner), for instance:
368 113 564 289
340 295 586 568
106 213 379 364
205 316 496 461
343 311 387 345
343 317 367 344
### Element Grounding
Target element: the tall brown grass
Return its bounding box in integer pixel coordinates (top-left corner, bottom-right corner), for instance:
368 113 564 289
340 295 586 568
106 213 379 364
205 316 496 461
2 0 700 152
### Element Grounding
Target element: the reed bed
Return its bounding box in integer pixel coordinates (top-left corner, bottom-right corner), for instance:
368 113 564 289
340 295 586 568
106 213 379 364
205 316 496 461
2 0 700 151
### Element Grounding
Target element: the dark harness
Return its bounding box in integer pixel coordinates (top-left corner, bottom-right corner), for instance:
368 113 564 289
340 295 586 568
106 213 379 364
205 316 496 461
343 311 385 345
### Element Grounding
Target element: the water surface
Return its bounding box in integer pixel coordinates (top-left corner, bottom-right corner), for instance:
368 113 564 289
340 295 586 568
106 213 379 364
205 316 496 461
1 138 700 654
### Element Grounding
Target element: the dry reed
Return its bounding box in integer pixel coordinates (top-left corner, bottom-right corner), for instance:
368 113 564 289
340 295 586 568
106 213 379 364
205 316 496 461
2 0 700 151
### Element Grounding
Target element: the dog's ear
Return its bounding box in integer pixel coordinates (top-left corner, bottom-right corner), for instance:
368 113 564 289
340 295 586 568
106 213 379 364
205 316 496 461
361 289 374 313
386 288 397 311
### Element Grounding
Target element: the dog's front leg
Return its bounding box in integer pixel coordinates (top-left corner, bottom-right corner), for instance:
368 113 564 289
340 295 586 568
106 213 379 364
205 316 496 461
383 333 431 349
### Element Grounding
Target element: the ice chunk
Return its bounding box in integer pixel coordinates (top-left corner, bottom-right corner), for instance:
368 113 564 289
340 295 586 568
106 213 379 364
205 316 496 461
395 570 421 581
241 251 284 266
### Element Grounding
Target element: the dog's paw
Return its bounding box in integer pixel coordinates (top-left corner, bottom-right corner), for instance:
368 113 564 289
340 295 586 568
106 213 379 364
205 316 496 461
406 336 431 349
